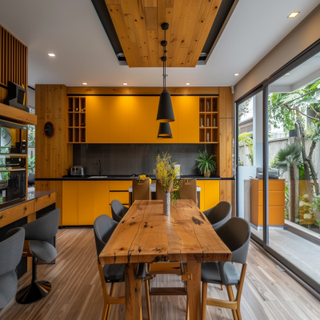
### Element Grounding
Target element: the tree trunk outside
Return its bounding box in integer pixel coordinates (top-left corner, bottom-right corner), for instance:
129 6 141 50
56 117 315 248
289 164 297 223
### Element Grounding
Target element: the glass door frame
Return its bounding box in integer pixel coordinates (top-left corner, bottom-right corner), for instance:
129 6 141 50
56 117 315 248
235 38 320 295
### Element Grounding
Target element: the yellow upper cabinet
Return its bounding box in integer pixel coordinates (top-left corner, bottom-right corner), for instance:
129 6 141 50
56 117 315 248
85 95 199 143
175 96 199 143
86 96 109 143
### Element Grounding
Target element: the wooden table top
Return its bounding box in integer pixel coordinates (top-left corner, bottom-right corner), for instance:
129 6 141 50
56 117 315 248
99 199 231 265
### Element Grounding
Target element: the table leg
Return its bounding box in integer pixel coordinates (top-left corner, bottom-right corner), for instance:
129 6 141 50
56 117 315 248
125 263 142 320
187 260 201 320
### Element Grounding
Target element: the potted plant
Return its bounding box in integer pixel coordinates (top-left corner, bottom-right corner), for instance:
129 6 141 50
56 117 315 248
154 152 177 215
195 150 216 177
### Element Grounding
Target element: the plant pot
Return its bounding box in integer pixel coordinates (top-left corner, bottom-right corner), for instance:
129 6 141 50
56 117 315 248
204 170 211 177
163 192 170 216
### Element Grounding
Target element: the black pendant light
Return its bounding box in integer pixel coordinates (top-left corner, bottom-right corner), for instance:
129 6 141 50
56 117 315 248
156 22 175 123
157 122 172 139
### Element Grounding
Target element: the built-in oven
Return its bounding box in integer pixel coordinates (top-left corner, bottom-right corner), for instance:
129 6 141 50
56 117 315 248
0 120 27 155
0 156 26 208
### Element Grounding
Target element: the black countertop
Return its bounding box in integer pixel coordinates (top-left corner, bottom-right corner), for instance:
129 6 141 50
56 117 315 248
40 175 233 181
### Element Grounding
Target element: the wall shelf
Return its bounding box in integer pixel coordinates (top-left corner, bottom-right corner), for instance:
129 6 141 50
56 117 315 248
0 102 37 125
68 97 86 143
199 97 219 143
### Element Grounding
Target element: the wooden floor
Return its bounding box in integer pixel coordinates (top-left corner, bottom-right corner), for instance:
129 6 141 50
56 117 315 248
1 228 320 320
251 228 320 284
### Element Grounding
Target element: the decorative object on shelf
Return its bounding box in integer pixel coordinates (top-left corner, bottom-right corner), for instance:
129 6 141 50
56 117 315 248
207 132 210 142
213 117 216 127
206 100 210 111
157 122 172 139
154 152 177 215
207 118 210 127
156 23 175 124
195 149 217 177
44 122 54 138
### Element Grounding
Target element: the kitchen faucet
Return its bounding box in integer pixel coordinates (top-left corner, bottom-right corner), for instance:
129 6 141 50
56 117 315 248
97 159 101 176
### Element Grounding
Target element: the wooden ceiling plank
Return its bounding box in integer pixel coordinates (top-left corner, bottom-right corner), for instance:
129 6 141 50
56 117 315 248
184 0 218 67
166 0 175 8
107 4 138 67
163 7 174 65
167 0 189 67
157 0 166 67
179 0 203 49
144 0 157 7
120 0 130 14
189 0 222 67
147 30 159 67
145 7 158 31
126 0 150 67
105 0 121 4
175 47 189 67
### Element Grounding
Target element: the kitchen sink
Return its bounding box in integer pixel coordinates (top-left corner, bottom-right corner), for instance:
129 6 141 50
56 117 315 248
88 175 108 179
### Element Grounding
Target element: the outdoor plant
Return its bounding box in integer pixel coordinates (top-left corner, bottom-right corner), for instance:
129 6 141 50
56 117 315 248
28 156 35 174
195 150 216 177
312 195 320 216
238 132 253 165
274 143 302 222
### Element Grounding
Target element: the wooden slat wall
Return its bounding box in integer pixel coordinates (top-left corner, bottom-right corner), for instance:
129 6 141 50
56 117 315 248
35 85 73 179
0 25 28 104
218 87 234 178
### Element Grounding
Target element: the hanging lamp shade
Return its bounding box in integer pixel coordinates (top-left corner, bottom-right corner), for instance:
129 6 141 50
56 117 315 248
156 90 174 122
157 122 172 138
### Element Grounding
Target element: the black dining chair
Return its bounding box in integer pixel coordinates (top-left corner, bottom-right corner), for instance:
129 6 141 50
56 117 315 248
0 227 25 309
16 208 60 304
94 214 151 320
111 199 128 222
204 201 232 230
201 217 251 320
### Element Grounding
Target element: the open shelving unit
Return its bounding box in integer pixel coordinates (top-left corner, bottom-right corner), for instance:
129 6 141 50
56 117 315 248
199 97 219 143
68 97 86 143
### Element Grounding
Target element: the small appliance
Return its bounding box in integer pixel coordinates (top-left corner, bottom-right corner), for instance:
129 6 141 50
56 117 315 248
70 165 85 177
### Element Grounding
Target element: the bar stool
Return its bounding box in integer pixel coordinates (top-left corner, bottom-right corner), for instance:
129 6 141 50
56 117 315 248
0 228 25 309
16 208 60 304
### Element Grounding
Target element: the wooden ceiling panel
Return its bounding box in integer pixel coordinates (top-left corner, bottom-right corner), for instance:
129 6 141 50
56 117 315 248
105 0 223 67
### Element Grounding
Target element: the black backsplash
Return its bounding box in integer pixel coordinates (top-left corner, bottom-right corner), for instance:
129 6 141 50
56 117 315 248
73 144 216 176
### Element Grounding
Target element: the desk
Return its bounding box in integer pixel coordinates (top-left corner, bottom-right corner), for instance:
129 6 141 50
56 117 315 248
99 199 231 320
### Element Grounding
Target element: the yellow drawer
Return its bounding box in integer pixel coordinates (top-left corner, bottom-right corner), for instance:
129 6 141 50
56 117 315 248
109 191 129 204
109 180 132 191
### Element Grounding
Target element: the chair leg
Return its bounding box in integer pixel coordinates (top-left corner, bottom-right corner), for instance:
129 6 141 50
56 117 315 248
101 303 108 320
226 286 238 320
145 280 152 320
201 282 207 320
106 283 115 320
234 264 247 320
220 284 224 290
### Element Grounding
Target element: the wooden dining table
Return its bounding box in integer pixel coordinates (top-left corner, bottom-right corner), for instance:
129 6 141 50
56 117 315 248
99 199 232 320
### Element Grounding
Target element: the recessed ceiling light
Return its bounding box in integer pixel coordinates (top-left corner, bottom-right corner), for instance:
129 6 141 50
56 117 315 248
82 82 87 85
123 82 128 86
186 83 190 86
234 73 240 76
288 12 299 18
48 53 55 57
285 73 290 76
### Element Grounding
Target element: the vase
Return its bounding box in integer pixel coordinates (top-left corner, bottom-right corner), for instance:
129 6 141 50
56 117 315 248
204 170 211 177
163 192 171 216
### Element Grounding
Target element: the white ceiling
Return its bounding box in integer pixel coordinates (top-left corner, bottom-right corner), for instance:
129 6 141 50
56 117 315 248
0 0 319 88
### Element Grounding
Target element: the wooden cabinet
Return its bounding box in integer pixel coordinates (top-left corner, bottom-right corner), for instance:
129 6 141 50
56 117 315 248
250 178 285 227
67 97 86 143
62 181 110 225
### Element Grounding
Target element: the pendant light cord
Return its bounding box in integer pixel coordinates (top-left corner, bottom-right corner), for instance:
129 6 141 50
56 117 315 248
163 27 167 90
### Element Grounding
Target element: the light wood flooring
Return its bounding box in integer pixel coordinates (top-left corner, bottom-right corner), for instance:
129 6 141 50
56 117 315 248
1 228 320 320
251 228 320 285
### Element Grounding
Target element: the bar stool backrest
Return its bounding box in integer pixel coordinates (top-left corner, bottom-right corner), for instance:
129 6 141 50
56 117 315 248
132 179 151 203
180 178 197 205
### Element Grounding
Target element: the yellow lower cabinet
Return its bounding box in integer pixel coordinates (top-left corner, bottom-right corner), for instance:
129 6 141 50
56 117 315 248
62 181 79 225
78 181 95 225
196 180 206 212
93 181 110 219
204 180 220 211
